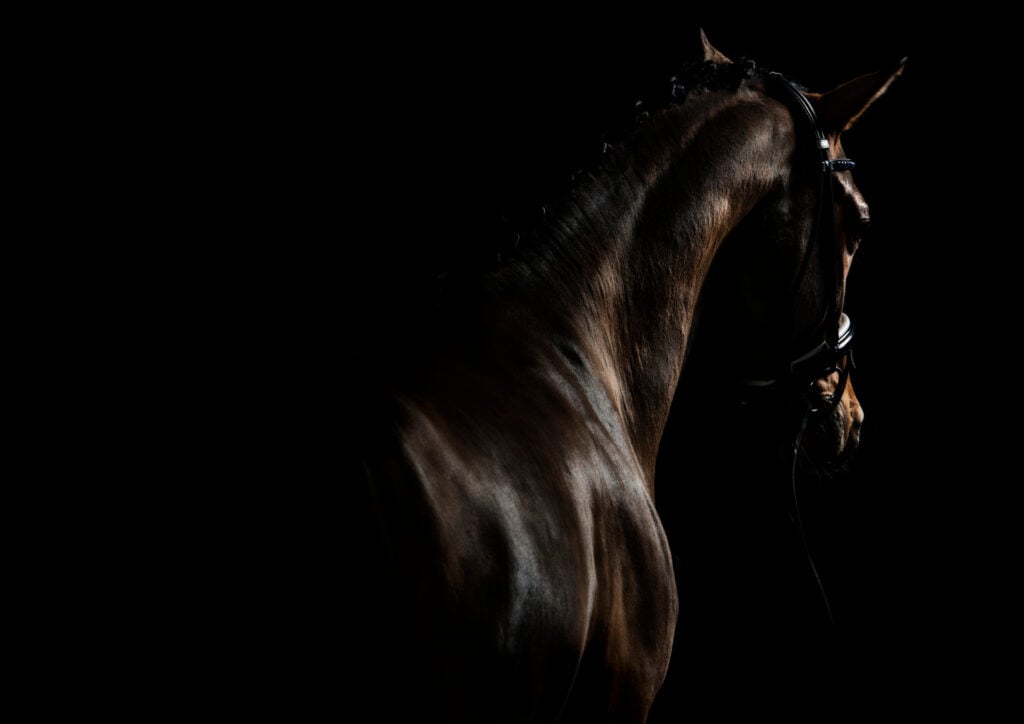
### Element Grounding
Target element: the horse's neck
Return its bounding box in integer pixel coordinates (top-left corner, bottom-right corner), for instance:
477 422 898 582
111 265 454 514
514 91 789 486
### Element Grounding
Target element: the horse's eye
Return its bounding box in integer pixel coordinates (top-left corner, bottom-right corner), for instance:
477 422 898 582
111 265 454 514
849 220 871 250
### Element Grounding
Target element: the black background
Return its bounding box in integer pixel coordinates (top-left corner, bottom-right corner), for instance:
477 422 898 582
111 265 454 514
194 9 995 719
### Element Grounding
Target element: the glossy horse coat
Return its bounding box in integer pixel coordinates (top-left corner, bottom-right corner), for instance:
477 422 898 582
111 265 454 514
351 35 902 723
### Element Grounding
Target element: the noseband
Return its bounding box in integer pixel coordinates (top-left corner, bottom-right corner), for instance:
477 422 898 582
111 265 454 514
739 73 857 414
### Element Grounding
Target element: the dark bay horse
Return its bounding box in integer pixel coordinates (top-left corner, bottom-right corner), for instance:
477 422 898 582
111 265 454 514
351 34 903 723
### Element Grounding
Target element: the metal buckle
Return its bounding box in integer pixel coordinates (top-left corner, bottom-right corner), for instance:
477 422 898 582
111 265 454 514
822 158 856 173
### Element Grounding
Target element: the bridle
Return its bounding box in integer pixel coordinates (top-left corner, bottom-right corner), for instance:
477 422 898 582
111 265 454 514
739 72 857 415
737 72 866 626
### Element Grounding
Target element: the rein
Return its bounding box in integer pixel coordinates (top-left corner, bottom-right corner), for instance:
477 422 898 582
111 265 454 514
790 405 835 625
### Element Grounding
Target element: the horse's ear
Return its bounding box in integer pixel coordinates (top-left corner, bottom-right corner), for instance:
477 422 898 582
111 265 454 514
700 28 732 64
813 57 907 133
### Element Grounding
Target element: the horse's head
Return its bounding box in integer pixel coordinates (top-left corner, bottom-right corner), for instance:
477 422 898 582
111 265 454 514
694 35 904 465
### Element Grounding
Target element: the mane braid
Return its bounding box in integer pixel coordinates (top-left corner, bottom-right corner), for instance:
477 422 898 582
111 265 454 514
670 57 761 102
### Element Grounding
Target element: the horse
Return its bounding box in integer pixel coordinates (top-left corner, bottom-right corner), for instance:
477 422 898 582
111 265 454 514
349 33 903 723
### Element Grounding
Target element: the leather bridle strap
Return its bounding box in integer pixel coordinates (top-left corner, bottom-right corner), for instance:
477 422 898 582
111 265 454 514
735 72 857 406
765 72 853 349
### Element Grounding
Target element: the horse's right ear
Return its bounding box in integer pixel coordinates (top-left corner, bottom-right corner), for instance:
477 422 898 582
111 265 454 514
700 28 732 64
814 57 907 133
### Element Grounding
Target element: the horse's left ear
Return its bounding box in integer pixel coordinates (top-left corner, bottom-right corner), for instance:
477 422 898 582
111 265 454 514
700 28 732 64
813 57 907 133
